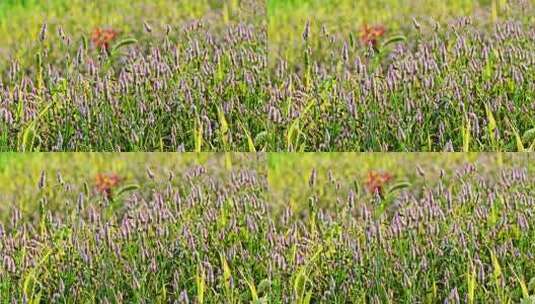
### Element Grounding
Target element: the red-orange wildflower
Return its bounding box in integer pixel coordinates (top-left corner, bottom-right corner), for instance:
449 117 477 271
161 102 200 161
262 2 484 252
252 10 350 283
91 27 120 50
95 173 122 197
365 171 393 194
359 24 387 48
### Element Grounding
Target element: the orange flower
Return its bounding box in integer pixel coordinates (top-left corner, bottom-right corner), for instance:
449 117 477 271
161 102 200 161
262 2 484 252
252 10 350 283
365 171 393 195
95 173 122 197
359 24 387 48
91 27 120 50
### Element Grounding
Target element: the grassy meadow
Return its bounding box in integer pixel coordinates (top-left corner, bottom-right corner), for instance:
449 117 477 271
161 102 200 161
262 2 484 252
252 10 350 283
267 0 535 151
0 0 534 303
0 152 267 221
0 0 267 152
1 0 533 151
266 152 534 303
268 0 527 65
0 0 216 54
0 153 534 302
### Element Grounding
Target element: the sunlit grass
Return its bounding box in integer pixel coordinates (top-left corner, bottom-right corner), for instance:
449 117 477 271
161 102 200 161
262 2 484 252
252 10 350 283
265 0 535 151
0 153 532 302
268 152 528 211
268 0 486 65
0 0 224 67
0 0 266 152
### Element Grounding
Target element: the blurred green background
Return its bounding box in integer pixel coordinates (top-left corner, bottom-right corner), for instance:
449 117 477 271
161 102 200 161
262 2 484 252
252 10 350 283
0 152 531 221
268 152 531 213
0 152 266 222
0 0 255 69
267 0 535 67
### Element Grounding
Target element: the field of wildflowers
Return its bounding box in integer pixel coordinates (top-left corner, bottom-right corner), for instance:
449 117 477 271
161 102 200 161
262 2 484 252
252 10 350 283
268 0 535 151
0 153 533 302
0 0 266 151
0 0 534 303
1 0 533 151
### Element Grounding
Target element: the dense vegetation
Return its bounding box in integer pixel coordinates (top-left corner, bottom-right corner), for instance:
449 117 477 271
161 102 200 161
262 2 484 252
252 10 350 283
0 153 533 303
267 0 535 151
0 1 533 303
1 0 533 151
0 0 266 151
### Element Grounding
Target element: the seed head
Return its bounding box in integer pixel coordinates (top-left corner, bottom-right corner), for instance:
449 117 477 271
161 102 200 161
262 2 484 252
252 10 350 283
38 170 47 189
39 23 48 42
302 20 310 42
412 17 421 31
308 168 317 188
147 167 155 180
143 21 153 33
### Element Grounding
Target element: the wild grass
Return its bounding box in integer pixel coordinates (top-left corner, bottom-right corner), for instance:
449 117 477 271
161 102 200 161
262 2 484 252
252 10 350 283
0 153 533 302
268 0 486 63
266 153 534 302
0 0 266 152
0 153 268 302
267 0 535 151
1 0 534 151
0 0 219 62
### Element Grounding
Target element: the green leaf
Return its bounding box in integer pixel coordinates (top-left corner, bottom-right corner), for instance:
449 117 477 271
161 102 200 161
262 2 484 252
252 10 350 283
240 270 259 302
83 182 89 196
286 118 300 151
387 181 411 194
467 263 477 304
20 122 37 152
257 279 271 294
522 128 535 145
196 264 205 304
490 249 502 284
485 104 497 145
217 106 230 149
111 38 138 54
381 35 407 49
462 115 471 152
238 120 256 152
195 115 203 152
81 35 88 50
353 180 360 197
528 277 535 292
506 118 525 152
116 184 140 196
